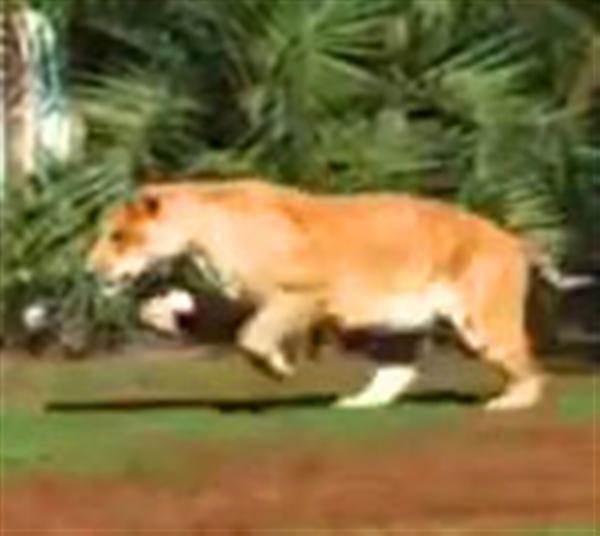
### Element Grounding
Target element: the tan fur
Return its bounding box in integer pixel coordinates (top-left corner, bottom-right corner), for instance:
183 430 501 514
88 179 544 409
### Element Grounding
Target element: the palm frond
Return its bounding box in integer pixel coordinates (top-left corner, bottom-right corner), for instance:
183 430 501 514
77 69 200 171
0 160 135 347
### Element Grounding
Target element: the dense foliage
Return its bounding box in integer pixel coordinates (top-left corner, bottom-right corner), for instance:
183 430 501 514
2 0 599 348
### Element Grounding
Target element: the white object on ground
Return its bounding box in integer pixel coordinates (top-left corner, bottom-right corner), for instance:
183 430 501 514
22 302 50 331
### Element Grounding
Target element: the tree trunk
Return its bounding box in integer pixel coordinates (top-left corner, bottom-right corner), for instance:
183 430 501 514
2 1 36 183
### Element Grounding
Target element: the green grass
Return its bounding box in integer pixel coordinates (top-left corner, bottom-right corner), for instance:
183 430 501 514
558 377 599 422
0 351 465 481
1 350 597 483
0 402 461 481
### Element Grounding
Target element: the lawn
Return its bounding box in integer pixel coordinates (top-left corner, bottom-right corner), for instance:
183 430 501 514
0 344 597 535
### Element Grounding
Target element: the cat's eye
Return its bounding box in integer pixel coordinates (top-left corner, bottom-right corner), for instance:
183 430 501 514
110 230 125 243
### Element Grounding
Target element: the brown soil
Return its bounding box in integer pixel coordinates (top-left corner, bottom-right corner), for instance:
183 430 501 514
1 418 597 535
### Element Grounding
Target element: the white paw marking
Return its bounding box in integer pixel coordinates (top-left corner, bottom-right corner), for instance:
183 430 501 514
335 365 418 409
268 352 296 378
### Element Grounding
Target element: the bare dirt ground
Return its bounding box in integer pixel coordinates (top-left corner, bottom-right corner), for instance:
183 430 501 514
2 415 597 535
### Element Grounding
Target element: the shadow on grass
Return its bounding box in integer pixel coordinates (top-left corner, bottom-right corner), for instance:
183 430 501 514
44 391 482 414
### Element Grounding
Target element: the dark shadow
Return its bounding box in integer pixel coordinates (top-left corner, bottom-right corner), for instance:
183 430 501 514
45 390 482 414
401 391 484 405
44 394 339 414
